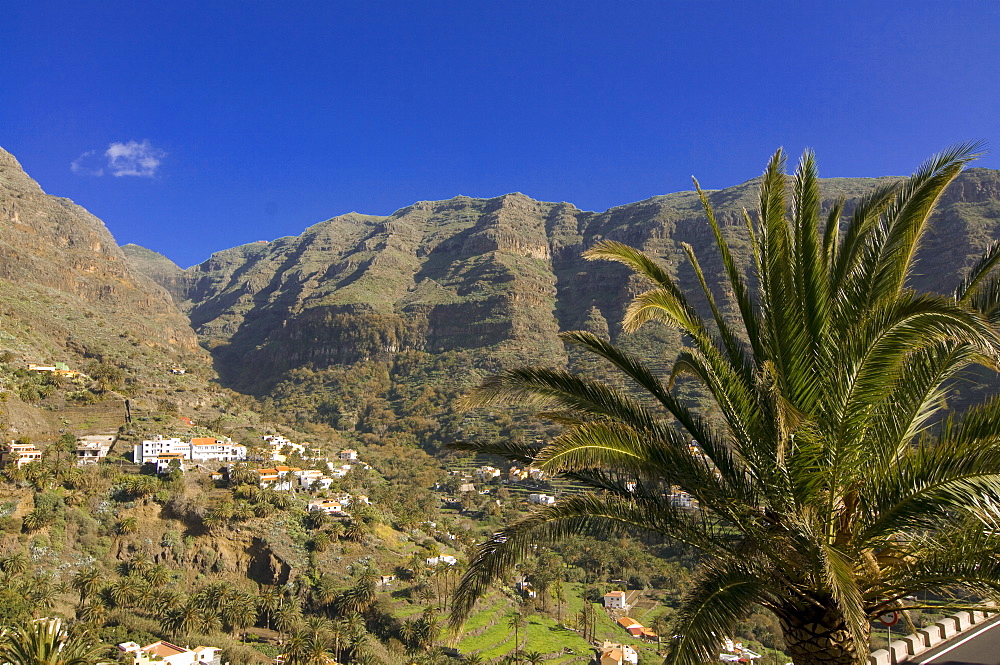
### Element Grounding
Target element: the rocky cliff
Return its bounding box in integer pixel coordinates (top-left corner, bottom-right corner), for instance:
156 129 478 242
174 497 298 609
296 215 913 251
128 168 1000 396
0 146 208 377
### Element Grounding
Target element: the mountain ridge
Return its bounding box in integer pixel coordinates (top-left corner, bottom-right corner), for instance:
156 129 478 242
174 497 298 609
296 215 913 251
122 169 1000 401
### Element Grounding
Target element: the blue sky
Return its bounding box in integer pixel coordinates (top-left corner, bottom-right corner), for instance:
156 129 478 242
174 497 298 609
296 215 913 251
6 1 1000 268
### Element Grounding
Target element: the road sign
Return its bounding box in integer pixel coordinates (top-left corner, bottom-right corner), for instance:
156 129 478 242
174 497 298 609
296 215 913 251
879 611 900 627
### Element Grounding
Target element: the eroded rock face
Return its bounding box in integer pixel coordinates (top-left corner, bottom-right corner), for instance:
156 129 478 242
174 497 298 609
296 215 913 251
0 146 204 364
247 537 291 586
121 160 1000 398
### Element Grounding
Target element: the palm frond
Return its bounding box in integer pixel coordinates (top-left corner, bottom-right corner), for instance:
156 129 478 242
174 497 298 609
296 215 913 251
665 560 771 665
870 141 985 299
956 240 1000 303
446 439 540 465
693 178 763 359
463 366 658 430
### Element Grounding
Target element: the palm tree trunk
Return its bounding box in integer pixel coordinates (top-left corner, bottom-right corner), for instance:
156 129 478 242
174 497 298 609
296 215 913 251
778 604 867 665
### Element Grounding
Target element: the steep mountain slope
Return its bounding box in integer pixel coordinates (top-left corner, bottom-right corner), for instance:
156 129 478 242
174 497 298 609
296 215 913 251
122 166 1000 437
0 147 216 437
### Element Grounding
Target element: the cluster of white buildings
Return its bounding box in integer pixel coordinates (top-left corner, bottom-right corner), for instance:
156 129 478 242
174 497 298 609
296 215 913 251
261 434 328 463
509 465 546 482
307 493 371 515
262 434 306 462
476 465 501 481
0 434 118 470
255 448 370 491
134 436 247 473
328 449 371 478
719 638 762 662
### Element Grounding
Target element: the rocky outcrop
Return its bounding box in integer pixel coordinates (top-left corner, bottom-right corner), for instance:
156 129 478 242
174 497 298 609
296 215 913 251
0 146 205 368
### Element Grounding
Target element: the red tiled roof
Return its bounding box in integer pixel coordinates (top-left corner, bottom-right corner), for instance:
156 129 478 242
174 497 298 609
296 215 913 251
142 642 188 658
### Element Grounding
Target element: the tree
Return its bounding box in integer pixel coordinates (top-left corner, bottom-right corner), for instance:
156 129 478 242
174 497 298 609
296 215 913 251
161 600 200 640
451 145 1000 665
115 516 139 535
88 363 123 393
506 610 526 658
221 590 258 640
0 618 104 665
522 651 544 665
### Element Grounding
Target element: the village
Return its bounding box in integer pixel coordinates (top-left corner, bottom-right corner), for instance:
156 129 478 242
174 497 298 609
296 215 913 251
0 363 749 665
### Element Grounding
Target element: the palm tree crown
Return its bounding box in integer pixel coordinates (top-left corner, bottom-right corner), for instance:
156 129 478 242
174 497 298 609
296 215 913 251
452 144 1000 665
0 618 104 665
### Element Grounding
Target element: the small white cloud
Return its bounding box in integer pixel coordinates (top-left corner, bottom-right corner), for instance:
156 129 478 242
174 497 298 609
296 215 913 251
105 140 165 177
70 150 104 176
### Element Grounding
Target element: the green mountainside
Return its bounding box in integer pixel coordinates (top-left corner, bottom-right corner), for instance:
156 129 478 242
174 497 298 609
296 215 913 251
0 147 235 441
122 169 1000 441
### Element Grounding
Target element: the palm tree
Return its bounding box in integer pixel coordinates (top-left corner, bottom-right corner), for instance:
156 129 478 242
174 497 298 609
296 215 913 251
522 651 544 665
1 552 28 577
115 516 139 535
451 144 1000 665
108 577 141 608
275 601 303 640
71 568 102 609
161 600 200 641
303 630 333 665
26 575 57 618
506 610 526 658
281 628 309 665
142 564 170 588
222 590 258 640
0 618 104 665
257 585 281 630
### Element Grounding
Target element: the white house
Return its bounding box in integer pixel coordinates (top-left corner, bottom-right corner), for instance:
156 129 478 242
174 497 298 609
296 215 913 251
134 437 185 463
295 469 325 488
154 453 186 474
669 491 694 509
264 434 305 455
308 498 346 515
1 441 42 469
328 462 353 478
256 468 294 491
720 638 762 661
601 643 638 665
477 466 501 481
134 436 245 465
190 437 246 463
339 449 359 461
75 435 114 465
529 493 556 505
604 590 628 609
426 555 457 567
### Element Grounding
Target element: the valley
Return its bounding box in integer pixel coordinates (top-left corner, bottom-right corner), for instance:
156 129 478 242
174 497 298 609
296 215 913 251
2 144 1000 665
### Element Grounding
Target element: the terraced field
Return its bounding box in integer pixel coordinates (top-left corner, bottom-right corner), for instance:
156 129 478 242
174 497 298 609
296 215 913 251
454 584 667 664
